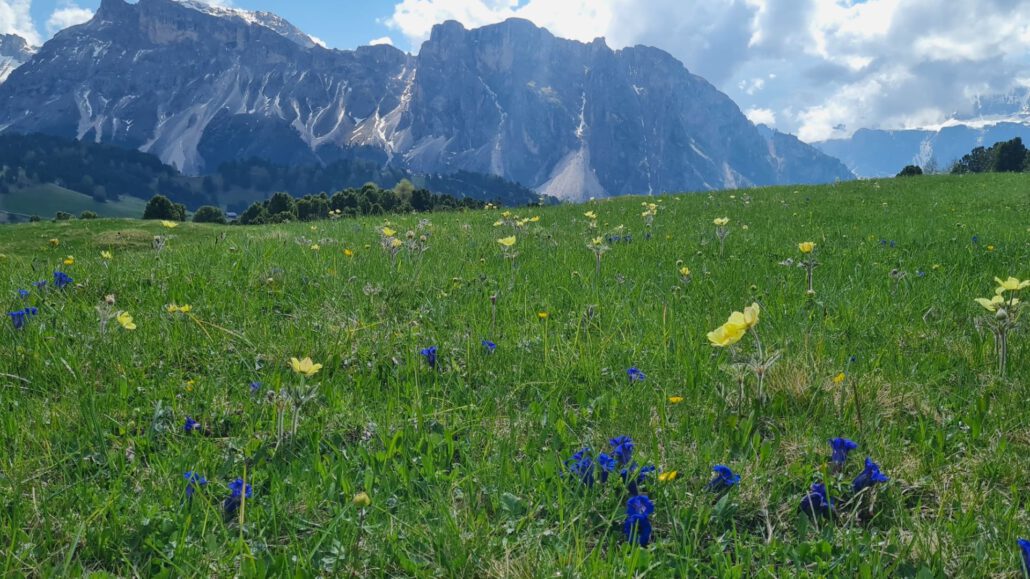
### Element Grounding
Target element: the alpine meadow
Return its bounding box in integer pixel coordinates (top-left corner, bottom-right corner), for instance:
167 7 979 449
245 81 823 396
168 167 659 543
2 173 1029 576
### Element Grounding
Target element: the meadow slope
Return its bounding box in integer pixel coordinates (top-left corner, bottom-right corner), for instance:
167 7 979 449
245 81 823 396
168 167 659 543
1 174 1029 576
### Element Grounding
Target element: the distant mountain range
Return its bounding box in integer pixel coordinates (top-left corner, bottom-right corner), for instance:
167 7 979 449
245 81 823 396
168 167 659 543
0 34 35 84
0 0 854 202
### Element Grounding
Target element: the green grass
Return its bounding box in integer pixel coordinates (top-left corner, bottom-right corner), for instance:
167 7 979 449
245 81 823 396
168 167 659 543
0 173 1029 576
0 185 148 221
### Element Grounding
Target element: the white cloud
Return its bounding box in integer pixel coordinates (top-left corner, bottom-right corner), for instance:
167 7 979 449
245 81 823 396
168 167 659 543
0 0 39 45
46 1 93 37
745 107 776 126
369 36 393 46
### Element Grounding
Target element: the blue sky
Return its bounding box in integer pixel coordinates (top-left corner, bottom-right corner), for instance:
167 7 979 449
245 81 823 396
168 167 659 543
5 0 1030 142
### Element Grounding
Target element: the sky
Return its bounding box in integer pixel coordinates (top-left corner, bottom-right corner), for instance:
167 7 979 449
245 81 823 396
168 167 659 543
3 0 1030 142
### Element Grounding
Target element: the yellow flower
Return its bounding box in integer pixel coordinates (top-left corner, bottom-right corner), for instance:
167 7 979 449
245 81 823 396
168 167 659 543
310 244 320 251
63 256 75 266
584 211 597 220
116 311 137 331
501 211 512 219
161 220 178 228
537 311 549 320
101 251 113 260
498 236 517 247
707 322 746 347
290 357 323 377
353 492 372 507
986 245 995 252
741 224 749 231
833 372 846 384
713 217 729 226
49 238 60 247
798 241 816 254
389 238 403 249
591 236 604 246
679 266 691 277
995 277 1030 292
493 220 504 227
166 304 192 314
381 227 397 237
932 264 941 270
741 302 760 328
529 216 540 222
667 396 684 404
976 295 1018 312
658 471 678 482
344 249 354 257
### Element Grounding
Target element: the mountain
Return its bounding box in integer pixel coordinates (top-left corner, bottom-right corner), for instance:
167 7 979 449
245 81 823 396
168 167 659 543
0 34 35 84
815 122 1030 178
0 0 854 200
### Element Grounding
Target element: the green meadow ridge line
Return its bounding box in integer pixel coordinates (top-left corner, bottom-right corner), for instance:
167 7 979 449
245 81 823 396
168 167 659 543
0 173 1028 576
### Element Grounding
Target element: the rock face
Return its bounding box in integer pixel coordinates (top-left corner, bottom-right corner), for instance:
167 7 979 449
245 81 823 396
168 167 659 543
0 0 854 198
0 34 35 84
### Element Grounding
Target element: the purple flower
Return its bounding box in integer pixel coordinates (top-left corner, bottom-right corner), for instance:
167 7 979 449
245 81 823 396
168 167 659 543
706 465 741 492
627 367 646 382
481 340 496 353
184 471 207 498
829 437 858 466
852 457 889 492
420 346 438 368
622 495 654 546
249 381 262 394
184 417 200 433
799 482 833 518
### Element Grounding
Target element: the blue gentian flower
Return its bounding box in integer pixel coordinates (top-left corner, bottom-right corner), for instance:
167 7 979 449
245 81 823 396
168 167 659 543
17 289 29 298
8 307 38 330
223 478 253 518
229 478 253 499
184 417 200 433
799 482 833 517
53 271 73 289
33 280 47 289
1019 539 1030 573
420 346 438 368
597 452 617 483
852 457 889 492
706 465 741 492
972 235 980 245
249 381 262 394
482 340 496 353
889 240 896 248
565 448 597 486
184 471 208 498
621 463 656 495
829 438 858 466
622 495 654 546
627 367 646 382
609 436 634 465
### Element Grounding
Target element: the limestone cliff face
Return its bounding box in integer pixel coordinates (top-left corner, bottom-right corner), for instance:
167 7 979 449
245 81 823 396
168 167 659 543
0 0 854 197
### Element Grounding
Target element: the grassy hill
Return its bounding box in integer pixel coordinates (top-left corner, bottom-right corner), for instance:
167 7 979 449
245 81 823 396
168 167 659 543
0 173 1028 576
0 184 147 222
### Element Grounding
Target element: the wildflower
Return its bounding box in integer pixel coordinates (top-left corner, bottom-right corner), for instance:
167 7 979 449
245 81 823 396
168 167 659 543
658 470 678 482
1019 539 1030 574
420 346 438 368
621 464 657 494
830 437 858 466
353 492 372 507
713 217 729 226
481 339 497 353
101 251 113 260
183 417 200 433
161 220 178 228
609 436 634 465
987 245 996 252
33 280 47 289
707 303 760 347
975 295 1017 312
17 289 29 298
798 242 816 253
290 357 323 377
53 271 73 289
995 277 1030 293
667 396 684 404
381 227 397 237
565 448 600 486
584 211 597 220
852 457 889 492
537 312 549 320
799 482 833 517
706 465 741 492
833 372 846 384
166 304 192 314
529 216 540 222
49 238 60 247
184 471 208 498
310 244 320 251
389 238 403 249
627 367 646 382
679 266 691 278
8 307 38 330
497 236 516 247
63 256 74 266
622 495 654 546
344 249 354 257
116 312 137 331
229 478 252 499
249 381 262 395
223 478 253 518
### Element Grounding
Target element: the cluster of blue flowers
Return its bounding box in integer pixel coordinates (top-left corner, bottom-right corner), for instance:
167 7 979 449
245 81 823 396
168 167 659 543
7 307 38 330
420 346 438 368
223 477 254 518
801 438 889 518
626 367 646 383
7 272 76 330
